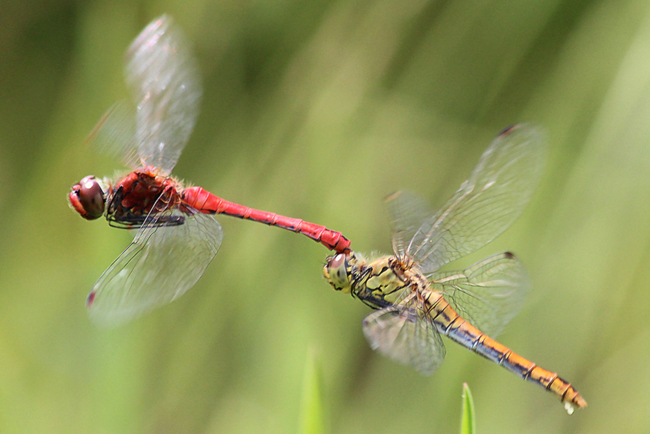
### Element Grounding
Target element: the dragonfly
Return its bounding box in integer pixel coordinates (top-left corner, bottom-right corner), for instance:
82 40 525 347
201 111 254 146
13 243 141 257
322 125 587 414
69 15 350 326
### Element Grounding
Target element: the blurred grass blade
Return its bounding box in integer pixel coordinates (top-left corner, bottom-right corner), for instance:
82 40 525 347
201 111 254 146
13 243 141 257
460 383 476 434
299 349 325 434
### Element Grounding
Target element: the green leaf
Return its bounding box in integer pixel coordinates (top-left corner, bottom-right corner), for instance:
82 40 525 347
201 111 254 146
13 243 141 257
299 349 325 434
460 383 476 434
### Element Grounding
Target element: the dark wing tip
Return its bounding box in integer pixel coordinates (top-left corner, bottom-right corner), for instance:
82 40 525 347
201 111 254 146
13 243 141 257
498 124 519 136
383 190 403 203
86 291 97 308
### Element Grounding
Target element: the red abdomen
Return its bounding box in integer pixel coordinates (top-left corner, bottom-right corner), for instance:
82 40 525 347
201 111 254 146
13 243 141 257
182 186 351 253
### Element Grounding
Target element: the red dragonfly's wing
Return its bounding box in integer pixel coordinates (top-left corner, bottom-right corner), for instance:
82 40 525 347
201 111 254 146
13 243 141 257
362 293 446 375
430 252 530 339
125 15 201 175
84 101 139 170
87 207 222 326
402 124 546 275
84 16 201 174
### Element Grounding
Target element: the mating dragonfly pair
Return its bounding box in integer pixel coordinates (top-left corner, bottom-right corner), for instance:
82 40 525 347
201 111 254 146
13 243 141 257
69 16 586 413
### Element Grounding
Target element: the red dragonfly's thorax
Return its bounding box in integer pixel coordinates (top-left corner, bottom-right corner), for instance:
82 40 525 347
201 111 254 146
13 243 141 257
106 167 182 228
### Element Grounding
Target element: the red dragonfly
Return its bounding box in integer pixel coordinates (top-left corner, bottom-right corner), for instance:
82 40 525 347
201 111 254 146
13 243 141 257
69 16 349 325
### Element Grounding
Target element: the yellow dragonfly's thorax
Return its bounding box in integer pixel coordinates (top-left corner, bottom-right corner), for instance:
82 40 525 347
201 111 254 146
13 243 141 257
323 251 432 309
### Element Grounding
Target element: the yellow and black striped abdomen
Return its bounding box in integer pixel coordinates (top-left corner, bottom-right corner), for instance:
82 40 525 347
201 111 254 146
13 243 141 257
424 291 587 413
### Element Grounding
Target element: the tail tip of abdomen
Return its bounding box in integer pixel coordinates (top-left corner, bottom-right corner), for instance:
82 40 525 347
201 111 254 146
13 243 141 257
563 393 587 415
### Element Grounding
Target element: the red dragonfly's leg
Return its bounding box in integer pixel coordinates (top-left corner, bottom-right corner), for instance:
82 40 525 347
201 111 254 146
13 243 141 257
182 186 351 253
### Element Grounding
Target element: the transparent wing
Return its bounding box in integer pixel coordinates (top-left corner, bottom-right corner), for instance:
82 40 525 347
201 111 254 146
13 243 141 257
384 191 431 262
84 101 139 169
87 207 223 326
409 124 546 274
362 293 446 375
125 15 202 175
430 252 529 338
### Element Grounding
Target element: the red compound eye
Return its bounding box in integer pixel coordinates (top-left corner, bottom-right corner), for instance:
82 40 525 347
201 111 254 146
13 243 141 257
69 176 105 220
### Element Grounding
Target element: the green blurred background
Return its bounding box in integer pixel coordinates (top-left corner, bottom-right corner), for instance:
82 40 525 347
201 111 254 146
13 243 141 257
1 0 649 432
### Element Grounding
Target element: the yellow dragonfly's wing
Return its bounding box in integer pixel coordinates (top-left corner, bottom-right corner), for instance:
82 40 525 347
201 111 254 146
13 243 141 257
362 293 446 375
430 252 529 338
384 190 431 263
408 124 546 274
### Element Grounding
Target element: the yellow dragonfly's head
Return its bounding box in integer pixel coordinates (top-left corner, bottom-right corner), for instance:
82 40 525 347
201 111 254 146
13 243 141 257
323 252 360 294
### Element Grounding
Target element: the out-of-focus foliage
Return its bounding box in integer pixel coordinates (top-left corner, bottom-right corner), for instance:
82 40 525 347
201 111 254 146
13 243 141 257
1 0 650 432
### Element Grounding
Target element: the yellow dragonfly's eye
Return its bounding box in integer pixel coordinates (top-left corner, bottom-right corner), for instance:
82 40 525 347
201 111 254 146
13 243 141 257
323 253 352 294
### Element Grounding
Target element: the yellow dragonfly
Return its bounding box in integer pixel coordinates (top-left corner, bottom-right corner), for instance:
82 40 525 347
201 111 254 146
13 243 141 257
323 125 586 413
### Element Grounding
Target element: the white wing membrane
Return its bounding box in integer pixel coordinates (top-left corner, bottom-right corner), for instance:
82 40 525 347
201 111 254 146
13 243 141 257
430 252 530 338
87 209 223 326
362 294 446 375
409 125 545 274
384 191 432 262
85 101 139 169
125 15 202 175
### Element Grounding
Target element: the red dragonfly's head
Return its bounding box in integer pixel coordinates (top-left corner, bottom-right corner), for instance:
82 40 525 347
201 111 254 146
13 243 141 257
69 175 107 220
